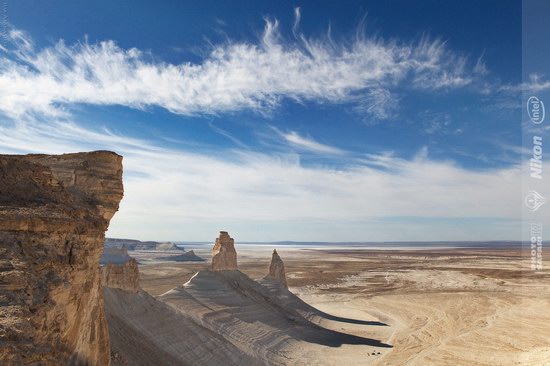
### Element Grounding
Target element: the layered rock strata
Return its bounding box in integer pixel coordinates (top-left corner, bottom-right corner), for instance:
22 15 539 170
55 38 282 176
211 231 237 270
160 270 390 365
103 286 256 366
102 249 253 365
0 151 123 366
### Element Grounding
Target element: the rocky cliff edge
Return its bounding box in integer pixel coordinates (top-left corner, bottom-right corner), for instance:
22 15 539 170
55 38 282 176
0 151 123 366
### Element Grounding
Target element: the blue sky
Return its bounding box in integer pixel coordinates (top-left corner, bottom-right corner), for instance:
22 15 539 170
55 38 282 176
0 0 541 241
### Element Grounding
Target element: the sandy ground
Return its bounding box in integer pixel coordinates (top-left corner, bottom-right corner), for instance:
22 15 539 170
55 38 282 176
135 246 550 365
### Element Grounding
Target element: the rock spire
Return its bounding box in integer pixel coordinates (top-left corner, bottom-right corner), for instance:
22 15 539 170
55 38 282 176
211 231 237 270
267 249 287 288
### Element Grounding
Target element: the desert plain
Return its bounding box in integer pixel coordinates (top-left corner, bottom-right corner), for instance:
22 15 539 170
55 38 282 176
133 243 550 366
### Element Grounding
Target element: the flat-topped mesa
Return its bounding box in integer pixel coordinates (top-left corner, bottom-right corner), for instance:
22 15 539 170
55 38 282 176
155 242 180 251
211 231 237 270
101 258 140 293
104 238 184 251
267 249 288 288
100 246 131 265
0 151 123 366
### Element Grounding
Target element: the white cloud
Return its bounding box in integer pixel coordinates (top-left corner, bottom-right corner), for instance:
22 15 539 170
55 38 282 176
473 53 489 76
354 88 398 121
420 111 453 134
521 73 550 93
278 129 344 155
0 118 526 241
208 121 249 149
0 15 477 119
0 14 529 241
498 73 550 94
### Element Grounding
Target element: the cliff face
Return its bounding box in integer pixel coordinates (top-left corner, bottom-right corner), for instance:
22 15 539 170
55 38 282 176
211 231 237 271
267 249 287 288
101 259 140 293
0 151 123 366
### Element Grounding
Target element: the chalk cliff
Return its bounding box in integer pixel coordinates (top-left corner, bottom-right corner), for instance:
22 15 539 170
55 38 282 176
0 151 123 365
211 231 237 270
101 258 140 293
267 249 287 288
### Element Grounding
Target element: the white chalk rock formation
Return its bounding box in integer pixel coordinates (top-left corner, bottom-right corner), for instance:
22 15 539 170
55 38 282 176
101 258 140 293
211 231 237 270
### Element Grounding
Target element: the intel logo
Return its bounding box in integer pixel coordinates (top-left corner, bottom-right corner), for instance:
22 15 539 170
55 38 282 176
527 96 545 125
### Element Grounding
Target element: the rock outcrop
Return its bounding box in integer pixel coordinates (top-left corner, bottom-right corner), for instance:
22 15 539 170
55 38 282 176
211 231 237 270
158 250 205 262
0 151 123 366
101 258 140 293
155 242 180 251
101 247 253 366
266 249 287 288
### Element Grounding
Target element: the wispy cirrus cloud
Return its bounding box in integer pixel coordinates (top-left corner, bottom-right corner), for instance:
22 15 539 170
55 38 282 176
500 73 550 94
0 10 479 120
420 110 453 135
353 88 398 121
0 118 524 241
276 129 344 155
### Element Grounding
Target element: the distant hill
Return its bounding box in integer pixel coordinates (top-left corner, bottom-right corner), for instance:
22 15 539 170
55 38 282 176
157 250 205 262
100 247 133 265
105 238 184 251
